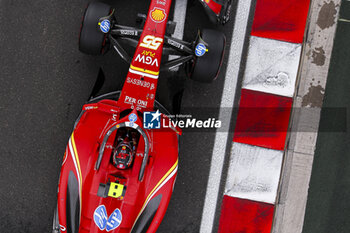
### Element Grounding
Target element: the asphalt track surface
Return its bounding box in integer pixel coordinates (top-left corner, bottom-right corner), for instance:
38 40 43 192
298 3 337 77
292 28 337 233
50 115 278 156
303 1 350 232
0 1 238 232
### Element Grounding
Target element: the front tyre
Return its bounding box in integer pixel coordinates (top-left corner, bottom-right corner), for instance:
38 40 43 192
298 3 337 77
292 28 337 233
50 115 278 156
79 2 112 55
189 29 226 83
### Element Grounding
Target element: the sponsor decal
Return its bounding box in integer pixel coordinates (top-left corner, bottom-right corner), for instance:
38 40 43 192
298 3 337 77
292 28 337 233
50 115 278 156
195 43 207 57
126 77 155 90
93 205 122 231
99 19 111 33
84 105 98 110
142 50 155 57
150 7 167 23
124 96 148 108
143 110 161 129
120 30 137 36
106 209 123 231
93 205 108 230
156 0 166 6
140 35 163 50
146 93 155 100
134 54 159 67
168 39 184 50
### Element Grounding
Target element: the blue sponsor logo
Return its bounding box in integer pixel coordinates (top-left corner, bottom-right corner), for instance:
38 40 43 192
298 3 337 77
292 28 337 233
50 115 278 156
99 19 111 33
106 209 122 231
93 205 123 231
143 110 161 129
93 205 108 230
195 43 207 57
128 113 137 123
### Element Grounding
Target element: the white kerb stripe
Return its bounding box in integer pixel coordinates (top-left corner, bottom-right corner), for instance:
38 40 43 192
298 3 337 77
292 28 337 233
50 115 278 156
225 142 284 204
242 36 302 97
199 0 253 232
172 0 187 40
169 0 188 70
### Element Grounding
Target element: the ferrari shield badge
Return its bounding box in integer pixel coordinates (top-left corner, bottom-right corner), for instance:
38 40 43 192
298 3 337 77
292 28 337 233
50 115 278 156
94 205 122 231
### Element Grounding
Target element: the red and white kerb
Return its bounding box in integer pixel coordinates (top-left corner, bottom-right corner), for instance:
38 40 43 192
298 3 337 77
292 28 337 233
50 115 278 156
218 0 311 232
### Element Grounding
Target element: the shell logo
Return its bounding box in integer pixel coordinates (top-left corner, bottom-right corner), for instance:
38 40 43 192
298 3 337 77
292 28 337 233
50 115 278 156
150 7 166 23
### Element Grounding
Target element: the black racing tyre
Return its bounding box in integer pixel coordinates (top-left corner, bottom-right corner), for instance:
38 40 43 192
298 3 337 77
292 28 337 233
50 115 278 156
190 29 226 83
79 2 112 55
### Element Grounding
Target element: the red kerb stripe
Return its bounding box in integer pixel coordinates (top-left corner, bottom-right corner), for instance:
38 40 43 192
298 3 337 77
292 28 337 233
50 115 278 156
251 0 311 43
218 195 274 233
233 89 293 150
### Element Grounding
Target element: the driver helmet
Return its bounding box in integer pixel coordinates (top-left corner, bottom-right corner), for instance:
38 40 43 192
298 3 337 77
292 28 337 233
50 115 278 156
113 139 134 169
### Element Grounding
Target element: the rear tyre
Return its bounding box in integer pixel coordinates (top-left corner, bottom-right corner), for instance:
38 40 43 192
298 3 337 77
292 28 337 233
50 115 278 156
189 29 226 83
79 2 112 55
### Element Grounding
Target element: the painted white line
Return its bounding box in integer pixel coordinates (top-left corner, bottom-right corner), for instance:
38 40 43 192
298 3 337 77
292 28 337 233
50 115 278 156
169 0 188 70
199 0 253 232
339 18 350 23
242 36 301 97
225 142 283 204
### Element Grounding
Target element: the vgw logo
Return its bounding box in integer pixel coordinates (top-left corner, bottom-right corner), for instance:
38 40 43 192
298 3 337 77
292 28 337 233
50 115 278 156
143 110 161 129
93 205 122 231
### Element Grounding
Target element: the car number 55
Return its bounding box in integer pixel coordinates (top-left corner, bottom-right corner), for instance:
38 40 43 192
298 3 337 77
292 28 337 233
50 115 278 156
140 35 163 50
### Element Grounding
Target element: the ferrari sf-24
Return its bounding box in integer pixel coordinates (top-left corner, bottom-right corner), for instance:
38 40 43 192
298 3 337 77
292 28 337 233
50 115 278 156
53 0 226 232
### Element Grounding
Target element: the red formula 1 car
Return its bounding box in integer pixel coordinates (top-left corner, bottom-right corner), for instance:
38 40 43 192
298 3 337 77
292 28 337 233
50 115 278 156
52 1 225 232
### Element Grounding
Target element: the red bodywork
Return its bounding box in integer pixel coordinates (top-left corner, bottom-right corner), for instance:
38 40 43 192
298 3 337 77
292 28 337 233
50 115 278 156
201 0 222 15
118 0 171 110
57 1 180 232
